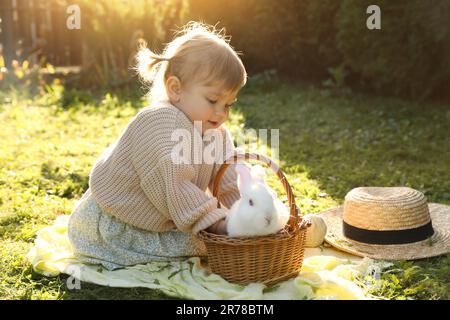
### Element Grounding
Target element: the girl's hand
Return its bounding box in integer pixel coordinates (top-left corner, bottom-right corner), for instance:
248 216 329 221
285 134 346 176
206 218 228 235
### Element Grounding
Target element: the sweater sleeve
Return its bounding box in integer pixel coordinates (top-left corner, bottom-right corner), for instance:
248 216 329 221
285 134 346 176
140 155 228 234
208 126 241 209
209 164 241 210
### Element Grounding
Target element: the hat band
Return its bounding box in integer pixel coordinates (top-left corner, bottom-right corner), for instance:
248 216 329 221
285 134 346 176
343 220 434 245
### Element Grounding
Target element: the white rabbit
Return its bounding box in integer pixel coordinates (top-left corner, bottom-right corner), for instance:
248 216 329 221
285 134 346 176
225 163 290 237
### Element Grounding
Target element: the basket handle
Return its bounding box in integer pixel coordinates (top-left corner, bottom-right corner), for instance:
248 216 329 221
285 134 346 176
212 152 303 231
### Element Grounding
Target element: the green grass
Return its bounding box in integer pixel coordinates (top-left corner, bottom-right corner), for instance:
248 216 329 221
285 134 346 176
0 78 449 300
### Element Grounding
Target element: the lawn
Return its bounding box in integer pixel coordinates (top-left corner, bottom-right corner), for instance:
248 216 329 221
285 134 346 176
0 77 449 300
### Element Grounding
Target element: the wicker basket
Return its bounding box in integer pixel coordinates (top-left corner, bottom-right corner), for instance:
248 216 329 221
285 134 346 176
197 152 310 286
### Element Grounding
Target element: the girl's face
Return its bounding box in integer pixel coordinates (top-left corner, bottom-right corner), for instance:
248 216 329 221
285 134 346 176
171 81 238 134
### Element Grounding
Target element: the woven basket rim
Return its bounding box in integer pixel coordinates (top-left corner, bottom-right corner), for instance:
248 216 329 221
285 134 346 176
197 221 309 244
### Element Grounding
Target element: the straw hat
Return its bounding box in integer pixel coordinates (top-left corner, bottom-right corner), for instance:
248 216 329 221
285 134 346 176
320 187 450 260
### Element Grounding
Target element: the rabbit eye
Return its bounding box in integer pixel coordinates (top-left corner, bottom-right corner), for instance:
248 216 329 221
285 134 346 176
249 199 254 206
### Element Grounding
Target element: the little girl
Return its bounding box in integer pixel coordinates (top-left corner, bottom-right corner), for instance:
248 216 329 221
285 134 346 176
67 22 247 270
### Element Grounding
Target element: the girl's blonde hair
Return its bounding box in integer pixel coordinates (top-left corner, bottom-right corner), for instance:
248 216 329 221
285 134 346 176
136 21 247 102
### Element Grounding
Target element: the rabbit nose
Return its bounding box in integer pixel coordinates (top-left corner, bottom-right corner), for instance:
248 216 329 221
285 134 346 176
264 215 272 226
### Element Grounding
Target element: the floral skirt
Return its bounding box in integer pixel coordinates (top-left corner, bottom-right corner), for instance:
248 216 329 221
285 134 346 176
67 188 207 270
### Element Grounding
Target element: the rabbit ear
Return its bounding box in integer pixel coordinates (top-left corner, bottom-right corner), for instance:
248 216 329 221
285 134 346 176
251 164 266 184
268 187 278 199
235 164 252 191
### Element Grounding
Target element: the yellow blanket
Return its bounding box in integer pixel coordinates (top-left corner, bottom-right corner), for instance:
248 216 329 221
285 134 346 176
26 215 382 300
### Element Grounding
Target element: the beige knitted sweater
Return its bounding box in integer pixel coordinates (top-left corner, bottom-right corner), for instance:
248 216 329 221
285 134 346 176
88 99 240 234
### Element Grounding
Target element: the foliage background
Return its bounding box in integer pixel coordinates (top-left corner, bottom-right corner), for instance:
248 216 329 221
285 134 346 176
3 0 447 101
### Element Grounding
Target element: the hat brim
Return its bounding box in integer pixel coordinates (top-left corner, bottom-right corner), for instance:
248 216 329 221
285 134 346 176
320 203 450 260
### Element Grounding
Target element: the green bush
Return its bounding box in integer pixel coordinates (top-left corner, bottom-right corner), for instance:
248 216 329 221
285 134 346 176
336 0 450 101
62 0 189 88
187 0 315 77
187 0 450 101
31 0 450 101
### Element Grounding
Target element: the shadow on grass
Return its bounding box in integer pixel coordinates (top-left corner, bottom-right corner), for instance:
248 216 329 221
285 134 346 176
58 276 178 300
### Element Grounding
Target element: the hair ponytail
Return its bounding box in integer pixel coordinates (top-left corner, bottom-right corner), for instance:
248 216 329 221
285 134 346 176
135 45 170 83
